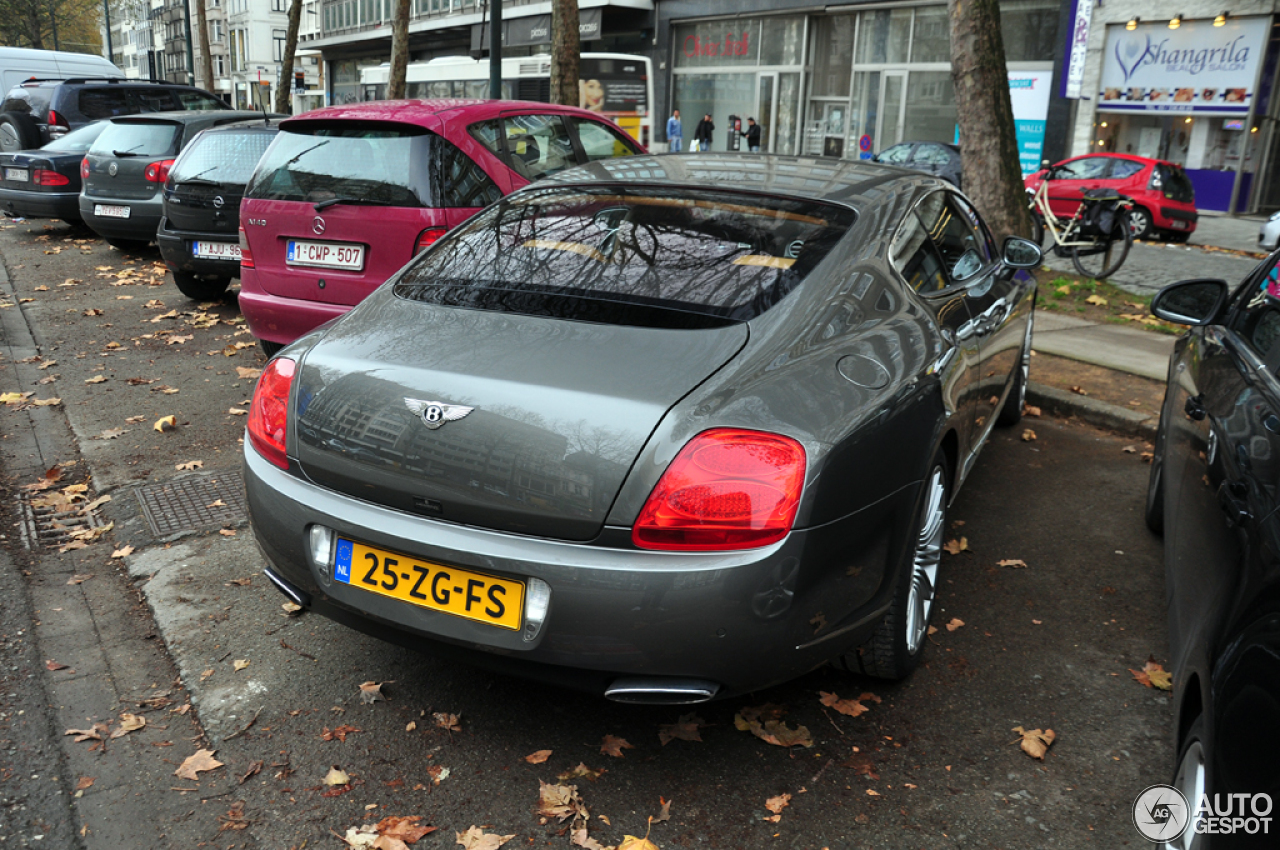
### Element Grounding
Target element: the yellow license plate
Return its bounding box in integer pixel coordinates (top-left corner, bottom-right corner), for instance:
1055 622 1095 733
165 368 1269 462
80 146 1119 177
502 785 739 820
333 538 523 630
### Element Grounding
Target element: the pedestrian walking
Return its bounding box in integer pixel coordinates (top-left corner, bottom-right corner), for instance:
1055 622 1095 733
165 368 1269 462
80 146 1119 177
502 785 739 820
694 114 714 152
746 117 762 152
666 109 683 153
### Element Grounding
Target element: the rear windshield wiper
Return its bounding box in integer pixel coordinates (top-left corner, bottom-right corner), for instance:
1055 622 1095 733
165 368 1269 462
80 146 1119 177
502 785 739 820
111 150 142 157
313 197 395 212
174 177 222 187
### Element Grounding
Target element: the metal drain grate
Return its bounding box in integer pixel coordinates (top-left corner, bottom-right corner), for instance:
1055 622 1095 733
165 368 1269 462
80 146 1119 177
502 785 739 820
135 471 247 538
18 493 107 551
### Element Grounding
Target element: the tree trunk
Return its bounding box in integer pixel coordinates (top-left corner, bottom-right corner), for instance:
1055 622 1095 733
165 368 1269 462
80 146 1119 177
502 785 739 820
549 0 578 106
387 0 410 100
274 0 302 113
194 0 213 92
947 0 1028 241
26 3 44 49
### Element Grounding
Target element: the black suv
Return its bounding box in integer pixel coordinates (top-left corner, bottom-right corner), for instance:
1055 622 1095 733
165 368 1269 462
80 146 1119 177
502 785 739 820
0 78 228 153
157 119 280 300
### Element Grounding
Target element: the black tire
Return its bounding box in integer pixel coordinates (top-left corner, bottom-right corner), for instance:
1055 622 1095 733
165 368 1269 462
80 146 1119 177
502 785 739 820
1145 414 1167 535
1166 230 1191 244
106 238 150 254
997 309 1034 427
833 454 949 680
259 339 283 358
1071 215 1133 279
1128 206 1154 240
0 112 41 153
1030 214 1047 250
1164 714 1207 848
172 271 229 301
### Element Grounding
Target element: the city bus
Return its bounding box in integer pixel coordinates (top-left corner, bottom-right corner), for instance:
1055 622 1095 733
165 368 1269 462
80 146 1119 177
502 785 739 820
360 53 652 147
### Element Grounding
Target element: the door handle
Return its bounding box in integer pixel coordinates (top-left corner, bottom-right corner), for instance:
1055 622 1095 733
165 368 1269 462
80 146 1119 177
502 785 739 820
1217 482 1252 527
1185 394 1207 421
1264 413 1280 434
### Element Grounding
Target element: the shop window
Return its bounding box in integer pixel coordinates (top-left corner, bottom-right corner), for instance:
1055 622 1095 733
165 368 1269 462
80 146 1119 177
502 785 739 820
759 17 804 66
902 72 956 143
856 9 910 64
911 6 950 63
810 16 854 97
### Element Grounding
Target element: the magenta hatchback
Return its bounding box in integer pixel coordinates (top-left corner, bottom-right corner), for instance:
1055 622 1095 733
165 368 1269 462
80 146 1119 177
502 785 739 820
239 98 644 353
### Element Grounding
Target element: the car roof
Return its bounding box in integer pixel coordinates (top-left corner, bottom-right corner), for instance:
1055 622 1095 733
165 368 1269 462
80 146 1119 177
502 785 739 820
1063 152 1171 168
110 110 264 125
538 152 939 208
280 98 613 130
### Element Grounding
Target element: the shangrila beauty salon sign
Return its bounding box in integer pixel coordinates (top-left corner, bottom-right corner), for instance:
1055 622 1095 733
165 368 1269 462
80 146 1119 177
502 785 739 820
1099 16 1268 115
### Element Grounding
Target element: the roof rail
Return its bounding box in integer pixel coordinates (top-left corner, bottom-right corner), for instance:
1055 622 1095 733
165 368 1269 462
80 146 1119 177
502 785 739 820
20 77 192 86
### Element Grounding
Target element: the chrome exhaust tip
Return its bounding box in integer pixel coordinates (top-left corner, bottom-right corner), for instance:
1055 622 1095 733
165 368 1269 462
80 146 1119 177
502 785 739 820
604 677 720 704
263 567 310 608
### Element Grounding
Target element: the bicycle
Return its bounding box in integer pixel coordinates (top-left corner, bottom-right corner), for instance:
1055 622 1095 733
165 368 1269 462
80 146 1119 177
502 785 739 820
1028 180 1134 279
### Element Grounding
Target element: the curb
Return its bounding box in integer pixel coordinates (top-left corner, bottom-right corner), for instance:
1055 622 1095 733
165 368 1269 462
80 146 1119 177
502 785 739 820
1027 381 1158 441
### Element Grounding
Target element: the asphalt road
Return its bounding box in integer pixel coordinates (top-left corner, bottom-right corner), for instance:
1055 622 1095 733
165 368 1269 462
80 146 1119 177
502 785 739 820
0 220 1173 849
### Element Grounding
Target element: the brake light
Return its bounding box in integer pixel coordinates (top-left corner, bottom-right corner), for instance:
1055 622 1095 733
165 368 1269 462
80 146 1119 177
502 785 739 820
415 226 447 254
239 223 254 269
47 110 69 139
144 159 175 183
80 157 89 179
247 357 296 469
632 429 806 551
48 109 68 129
33 168 69 186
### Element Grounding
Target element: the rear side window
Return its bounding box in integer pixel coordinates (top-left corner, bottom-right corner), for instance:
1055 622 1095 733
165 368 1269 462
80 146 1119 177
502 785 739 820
78 88 131 120
1110 159 1144 179
246 122 498 208
890 215 948 293
571 117 637 163
128 88 181 112
170 129 276 185
394 186 856 327
90 121 180 157
3 86 52 118
1158 164 1195 203
915 144 951 165
877 145 912 164
174 90 226 110
502 114 576 181
916 191 988 280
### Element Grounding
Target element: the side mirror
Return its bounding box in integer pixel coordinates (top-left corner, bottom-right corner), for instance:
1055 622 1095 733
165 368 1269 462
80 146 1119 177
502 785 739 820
1001 236 1042 269
1150 278 1229 326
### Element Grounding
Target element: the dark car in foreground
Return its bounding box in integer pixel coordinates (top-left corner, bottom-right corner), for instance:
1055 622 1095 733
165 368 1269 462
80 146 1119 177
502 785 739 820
0 120 105 222
80 110 267 252
874 141 963 188
158 118 279 300
244 154 1041 703
1146 270 1280 846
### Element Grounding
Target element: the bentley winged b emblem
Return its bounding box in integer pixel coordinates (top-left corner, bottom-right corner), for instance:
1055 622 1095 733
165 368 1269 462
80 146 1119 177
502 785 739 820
404 398 474 430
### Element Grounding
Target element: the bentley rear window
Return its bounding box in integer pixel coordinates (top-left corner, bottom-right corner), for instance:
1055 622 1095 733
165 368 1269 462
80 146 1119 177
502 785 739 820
394 185 855 326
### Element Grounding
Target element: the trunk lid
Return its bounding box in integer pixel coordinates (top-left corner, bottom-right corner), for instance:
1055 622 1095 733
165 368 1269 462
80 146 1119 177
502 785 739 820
292 297 748 541
163 124 277 234
83 118 179 202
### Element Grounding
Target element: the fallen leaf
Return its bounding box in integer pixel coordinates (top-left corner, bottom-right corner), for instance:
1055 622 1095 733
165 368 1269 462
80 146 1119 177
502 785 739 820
997 559 1028 568
734 705 814 748
66 574 93 585
658 712 707 745
653 796 672 823
45 659 71 671
322 724 361 742
524 749 553 764
943 537 970 555
601 734 634 757
75 776 95 791
175 460 204 471
218 801 249 832
1085 294 1108 306
0 391 33 403
1130 656 1172 691
1011 726 1056 760
95 427 129 440
427 765 450 785
537 780 589 827
167 335 193 346
557 763 606 782
376 815 438 843
819 691 881 718
65 723 108 743
30 397 60 406
110 713 146 738
219 528 236 537
945 618 965 632
359 681 387 704
236 366 262 379
81 495 111 513
325 766 351 786
455 826 515 850
233 659 250 671
570 828 609 850
1021 429 1037 441
175 748 224 781
1069 385 1089 396
434 712 461 732
1025 405 1042 417
617 833 660 850
37 359 56 369
154 415 177 432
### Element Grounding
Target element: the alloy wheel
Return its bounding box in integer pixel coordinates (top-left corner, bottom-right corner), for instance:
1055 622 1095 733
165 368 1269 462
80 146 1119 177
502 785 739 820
905 466 945 654
1164 737 1205 849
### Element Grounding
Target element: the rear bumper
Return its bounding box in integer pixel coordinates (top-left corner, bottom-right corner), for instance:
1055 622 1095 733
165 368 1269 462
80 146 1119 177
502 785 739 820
79 194 163 242
0 187 82 221
1153 203 1199 233
243 443 911 699
238 267 352 346
156 217 242 278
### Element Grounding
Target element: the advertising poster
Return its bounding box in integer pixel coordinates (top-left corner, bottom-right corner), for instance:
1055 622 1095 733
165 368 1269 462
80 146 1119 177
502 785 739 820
1009 71 1052 175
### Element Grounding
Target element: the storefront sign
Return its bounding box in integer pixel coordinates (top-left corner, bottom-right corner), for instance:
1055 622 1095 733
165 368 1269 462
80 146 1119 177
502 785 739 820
1062 0 1093 99
1099 16 1268 115
683 31 751 60
1010 71 1051 175
473 8 602 50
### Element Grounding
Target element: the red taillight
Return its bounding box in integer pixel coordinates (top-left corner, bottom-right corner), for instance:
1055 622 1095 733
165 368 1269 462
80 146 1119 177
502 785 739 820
33 168 70 186
48 109 68 129
415 226 447 253
239 223 254 269
80 157 89 179
144 159 175 183
247 357 296 469
632 429 806 551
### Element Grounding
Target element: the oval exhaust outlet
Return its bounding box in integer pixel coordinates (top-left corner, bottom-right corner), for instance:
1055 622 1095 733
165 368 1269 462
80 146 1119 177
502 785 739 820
604 678 720 704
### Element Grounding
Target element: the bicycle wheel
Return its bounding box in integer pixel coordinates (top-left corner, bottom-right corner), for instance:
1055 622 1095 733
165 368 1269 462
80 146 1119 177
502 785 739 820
1071 216 1133 279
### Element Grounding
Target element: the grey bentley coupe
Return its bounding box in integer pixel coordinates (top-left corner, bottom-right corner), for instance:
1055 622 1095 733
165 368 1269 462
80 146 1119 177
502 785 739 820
244 154 1041 703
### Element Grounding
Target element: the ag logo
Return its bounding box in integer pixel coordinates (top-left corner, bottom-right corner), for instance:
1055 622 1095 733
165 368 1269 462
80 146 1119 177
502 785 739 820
1133 784 1189 842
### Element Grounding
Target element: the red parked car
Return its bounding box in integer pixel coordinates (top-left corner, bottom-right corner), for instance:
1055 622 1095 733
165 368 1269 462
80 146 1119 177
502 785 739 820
238 98 645 354
1024 153 1197 243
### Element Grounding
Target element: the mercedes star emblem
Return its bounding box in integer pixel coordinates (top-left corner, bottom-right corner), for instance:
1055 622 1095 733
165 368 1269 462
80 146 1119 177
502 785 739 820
404 399 474 430
312 215 326 235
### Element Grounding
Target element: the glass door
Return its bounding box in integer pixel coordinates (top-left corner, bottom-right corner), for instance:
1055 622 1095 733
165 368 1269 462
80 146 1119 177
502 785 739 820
756 73 777 152
876 71 907 149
